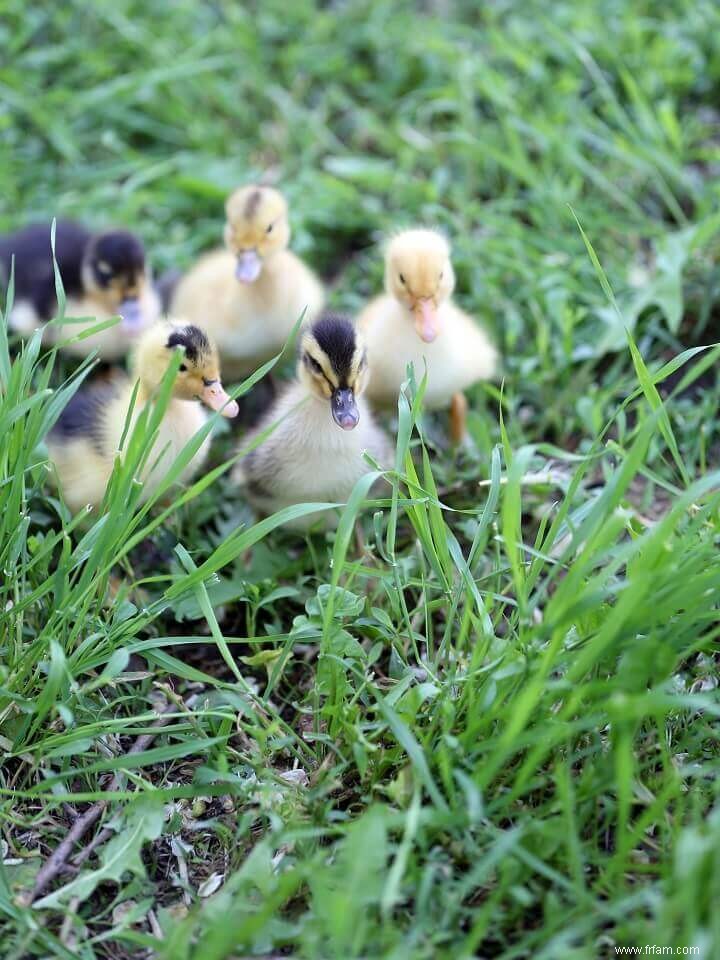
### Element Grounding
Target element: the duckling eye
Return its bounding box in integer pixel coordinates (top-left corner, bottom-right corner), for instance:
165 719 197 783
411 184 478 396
399 273 405 285
266 223 274 234
179 363 188 373
307 355 322 374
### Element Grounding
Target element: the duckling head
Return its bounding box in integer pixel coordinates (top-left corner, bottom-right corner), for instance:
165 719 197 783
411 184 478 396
384 229 455 343
82 230 152 333
132 321 239 417
298 314 367 430
224 185 290 284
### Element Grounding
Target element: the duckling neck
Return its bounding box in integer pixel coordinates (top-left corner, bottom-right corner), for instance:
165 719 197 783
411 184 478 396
302 386 330 416
286 383 338 428
256 250 284 283
136 382 187 412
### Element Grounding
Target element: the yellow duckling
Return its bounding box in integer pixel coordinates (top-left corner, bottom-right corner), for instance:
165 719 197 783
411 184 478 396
234 313 391 530
357 229 498 443
171 185 325 380
47 320 238 512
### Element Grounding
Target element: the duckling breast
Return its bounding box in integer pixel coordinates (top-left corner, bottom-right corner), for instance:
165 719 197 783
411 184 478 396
363 300 497 409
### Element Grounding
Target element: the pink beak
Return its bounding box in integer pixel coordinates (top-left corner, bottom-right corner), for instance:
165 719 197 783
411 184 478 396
201 381 239 418
413 298 439 343
235 250 262 284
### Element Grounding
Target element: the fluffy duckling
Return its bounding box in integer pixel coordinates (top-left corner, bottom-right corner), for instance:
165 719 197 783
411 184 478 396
357 229 498 443
47 320 238 512
171 185 324 379
234 313 391 529
0 221 161 359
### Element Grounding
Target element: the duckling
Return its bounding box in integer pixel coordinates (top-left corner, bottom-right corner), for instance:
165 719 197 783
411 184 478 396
357 229 498 443
47 320 238 512
234 313 391 529
0 220 161 359
171 185 324 379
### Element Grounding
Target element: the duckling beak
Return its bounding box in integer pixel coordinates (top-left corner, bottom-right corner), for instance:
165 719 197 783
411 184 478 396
201 380 239 418
413 298 439 343
119 298 144 333
331 388 359 430
235 250 262 284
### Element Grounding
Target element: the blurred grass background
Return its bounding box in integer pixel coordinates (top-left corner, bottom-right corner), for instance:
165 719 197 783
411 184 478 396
1 1 720 957
4 0 720 450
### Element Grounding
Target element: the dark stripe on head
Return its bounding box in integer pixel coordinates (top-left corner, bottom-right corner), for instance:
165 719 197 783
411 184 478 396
243 188 263 220
166 325 210 363
310 313 357 386
88 230 146 288
90 231 145 270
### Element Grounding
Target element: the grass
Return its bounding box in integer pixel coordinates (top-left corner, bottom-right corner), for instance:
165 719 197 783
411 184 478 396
1 0 720 956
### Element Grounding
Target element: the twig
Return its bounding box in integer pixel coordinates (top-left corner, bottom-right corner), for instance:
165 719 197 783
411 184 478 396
18 796 105 907
71 821 112 870
22 696 175 905
73 689 199 867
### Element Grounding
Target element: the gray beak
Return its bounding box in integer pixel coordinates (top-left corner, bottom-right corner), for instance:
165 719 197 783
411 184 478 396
331 388 359 430
119 298 143 332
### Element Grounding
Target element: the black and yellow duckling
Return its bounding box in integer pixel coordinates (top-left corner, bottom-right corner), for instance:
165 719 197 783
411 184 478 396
0 220 161 359
47 320 238 512
171 185 325 380
357 228 498 443
233 313 391 529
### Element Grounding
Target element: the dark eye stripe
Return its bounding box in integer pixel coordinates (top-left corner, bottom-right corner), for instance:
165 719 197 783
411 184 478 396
304 353 323 374
305 352 339 390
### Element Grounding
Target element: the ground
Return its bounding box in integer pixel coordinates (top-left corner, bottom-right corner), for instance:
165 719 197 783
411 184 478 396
1 1 720 958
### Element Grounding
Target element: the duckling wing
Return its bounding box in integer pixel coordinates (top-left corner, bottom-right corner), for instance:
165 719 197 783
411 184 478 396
46 438 113 514
370 423 395 471
443 303 498 386
358 414 394 504
47 376 124 511
50 378 121 454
